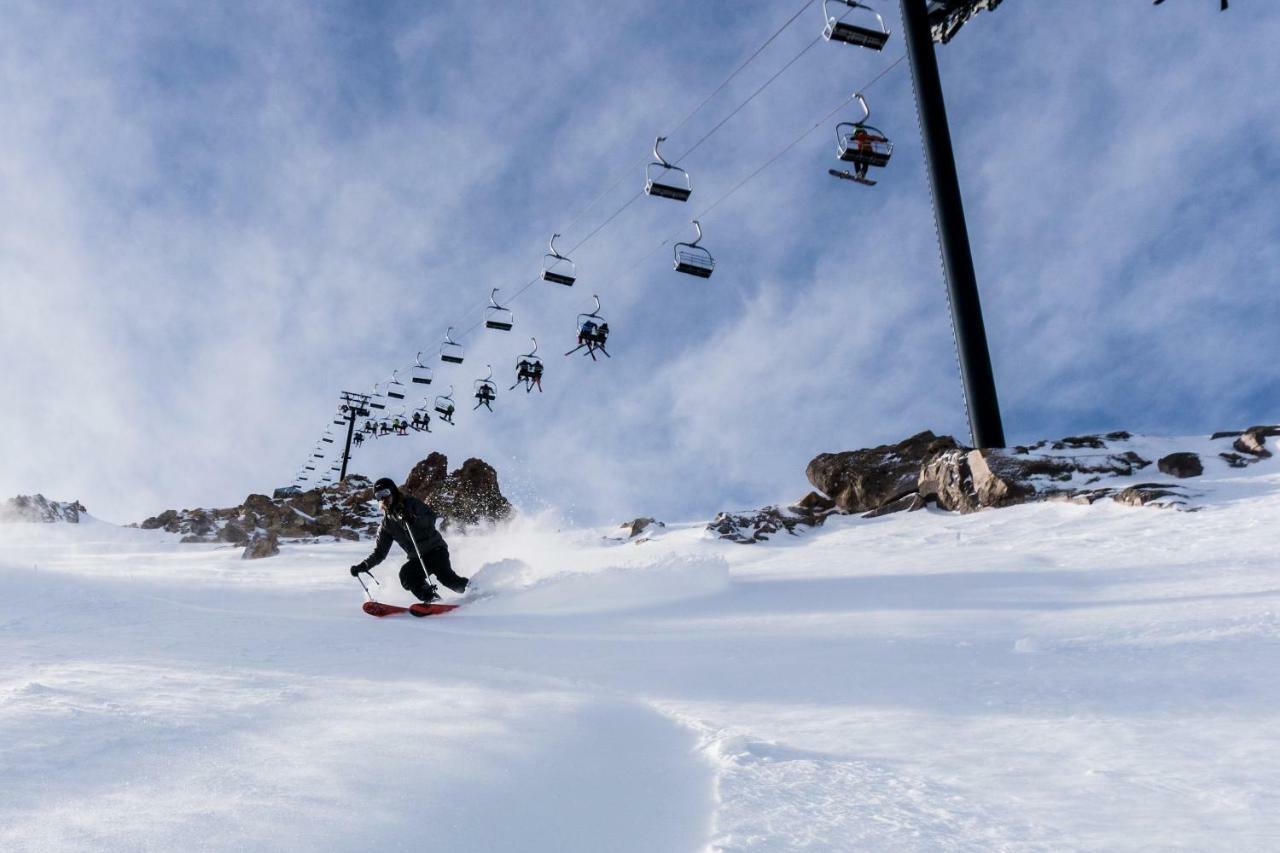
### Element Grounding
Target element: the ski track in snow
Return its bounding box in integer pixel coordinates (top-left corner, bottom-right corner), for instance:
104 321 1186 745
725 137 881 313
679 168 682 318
2 438 1279 851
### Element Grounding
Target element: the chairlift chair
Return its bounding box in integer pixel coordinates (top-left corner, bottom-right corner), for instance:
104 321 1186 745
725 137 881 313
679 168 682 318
645 137 692 202
510 338 545 393
434 386 457 424
565 294 611 361
386 370 407 400
822 0 890 50
835 93 893 181
305 465 316 472
411 406 432 433
473 366 497 411
322 436 334 444
673 220 715 278
541 234 577 286
485 288 515 330
439 327 465 364
411 353 434 385
368 383 388 411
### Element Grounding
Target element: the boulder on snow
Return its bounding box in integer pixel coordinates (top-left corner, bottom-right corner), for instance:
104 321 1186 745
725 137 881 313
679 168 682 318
622 517 665 539
1157 452 1203 478
0 494 88 523
1233 427 1274 459
806 431 959 513
242 531 280 559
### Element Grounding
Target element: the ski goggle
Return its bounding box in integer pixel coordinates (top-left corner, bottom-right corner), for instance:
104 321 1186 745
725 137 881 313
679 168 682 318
374 487 392 500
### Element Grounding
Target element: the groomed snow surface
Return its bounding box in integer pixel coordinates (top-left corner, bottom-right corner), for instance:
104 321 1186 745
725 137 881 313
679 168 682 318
2 443 1278 851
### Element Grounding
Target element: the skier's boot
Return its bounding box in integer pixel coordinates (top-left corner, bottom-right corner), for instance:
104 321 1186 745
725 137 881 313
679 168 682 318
414 583 440 604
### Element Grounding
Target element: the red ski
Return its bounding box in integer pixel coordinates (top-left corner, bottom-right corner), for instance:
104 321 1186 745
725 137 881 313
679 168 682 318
362 601 459 618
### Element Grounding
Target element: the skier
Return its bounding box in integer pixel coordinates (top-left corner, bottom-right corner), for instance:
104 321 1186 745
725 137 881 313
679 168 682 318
349 478 468 604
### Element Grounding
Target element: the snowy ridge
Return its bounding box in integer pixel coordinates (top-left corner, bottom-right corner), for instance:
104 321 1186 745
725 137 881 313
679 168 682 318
1 434 1278 850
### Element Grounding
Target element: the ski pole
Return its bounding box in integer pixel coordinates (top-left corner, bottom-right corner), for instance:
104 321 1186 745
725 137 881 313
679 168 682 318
354 569 381 601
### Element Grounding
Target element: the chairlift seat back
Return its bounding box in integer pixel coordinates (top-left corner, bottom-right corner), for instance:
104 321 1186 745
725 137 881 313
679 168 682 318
542 270 576 286
826 21 889 49
645 180 692 202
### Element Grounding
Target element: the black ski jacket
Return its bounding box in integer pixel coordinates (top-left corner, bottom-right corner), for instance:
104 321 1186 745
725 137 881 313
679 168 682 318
358 495 446 570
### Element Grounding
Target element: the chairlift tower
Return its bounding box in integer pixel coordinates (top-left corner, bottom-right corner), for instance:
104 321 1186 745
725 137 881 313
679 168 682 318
901 0 1006 448
337 391 373 482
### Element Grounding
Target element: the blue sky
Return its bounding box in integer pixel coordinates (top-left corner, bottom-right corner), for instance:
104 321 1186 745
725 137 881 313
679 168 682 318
2 0 1276 524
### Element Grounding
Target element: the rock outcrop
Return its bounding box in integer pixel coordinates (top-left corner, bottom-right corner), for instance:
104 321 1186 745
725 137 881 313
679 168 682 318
1 495 88 523
401 454 512 529
134 454 513 549
709 426 1276 543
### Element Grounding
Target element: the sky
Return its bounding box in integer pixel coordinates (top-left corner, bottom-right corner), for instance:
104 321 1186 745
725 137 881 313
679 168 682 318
2 0 1277 525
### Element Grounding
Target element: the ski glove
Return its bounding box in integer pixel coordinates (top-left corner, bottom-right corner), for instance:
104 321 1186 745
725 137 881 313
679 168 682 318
350 564 368 577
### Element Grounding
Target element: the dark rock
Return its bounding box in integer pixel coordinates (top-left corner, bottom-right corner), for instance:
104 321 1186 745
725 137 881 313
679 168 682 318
795 491 837 513
968 450 1039 507
1157 452 1203 479
807 431 960 513
1112 484 1187 509
1219 452 1252 469
918 450 983 513
1051 435 1106 450
622 517 664 539
708 506 810 544
403 453 449 497
140 509 181 531
1104 431 1132 442
1 495 89 523
1234 429 1273 459
862 493 926 519
242 531 280 559
218 522 251 544
401 455 512 529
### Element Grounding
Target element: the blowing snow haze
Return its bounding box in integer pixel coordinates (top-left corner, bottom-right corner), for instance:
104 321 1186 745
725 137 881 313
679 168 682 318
1 1 1276 525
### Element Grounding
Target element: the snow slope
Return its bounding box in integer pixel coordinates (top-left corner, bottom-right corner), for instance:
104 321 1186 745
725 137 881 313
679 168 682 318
2 443 1278 851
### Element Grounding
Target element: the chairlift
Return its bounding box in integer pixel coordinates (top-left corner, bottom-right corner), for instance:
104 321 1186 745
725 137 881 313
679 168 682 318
542 234 577 286
410 405 432 433
645 136 692 202
411 353 434 385
439 327 465 364
673 220 715 278
474 365 497 411
434 386 457 424
386 370 407 400
511 338 545 393
833 93 893 186
821 0 890 50
565 294 611 361
322 436 334 444
485 288 515 331
305 465 316 471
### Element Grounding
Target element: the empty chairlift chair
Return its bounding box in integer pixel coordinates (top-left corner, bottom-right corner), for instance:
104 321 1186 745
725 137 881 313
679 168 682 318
673 220 715 278
410 353 434 386
386 370 407 400
821 0 890 50
645 136 692 202
485 288 515 331
542 234 577 286
439 327 465 364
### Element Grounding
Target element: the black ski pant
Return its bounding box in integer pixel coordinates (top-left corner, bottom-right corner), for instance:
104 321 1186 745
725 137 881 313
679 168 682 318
399 545 467 595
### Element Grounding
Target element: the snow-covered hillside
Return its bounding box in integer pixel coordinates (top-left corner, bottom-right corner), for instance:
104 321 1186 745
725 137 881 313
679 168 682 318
2 442 1278 852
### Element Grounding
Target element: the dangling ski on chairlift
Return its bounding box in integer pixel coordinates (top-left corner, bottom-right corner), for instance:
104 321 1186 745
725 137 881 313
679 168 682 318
831 93 893 186
565 295 611 361
821 0 890 50
485 288 515 331
645 137 692 202
542 234 577 286
439 327 465 364
673 220 715 278
511 338 545 393
473 366 497 412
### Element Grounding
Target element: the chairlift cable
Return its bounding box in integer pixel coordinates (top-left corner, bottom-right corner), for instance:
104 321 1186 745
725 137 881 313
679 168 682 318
555 0 819 241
